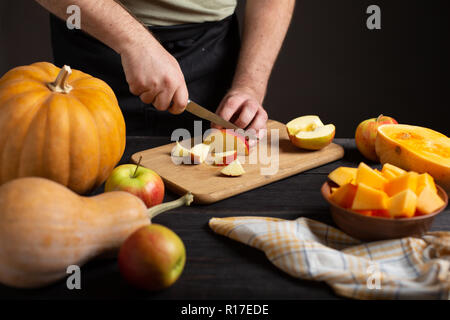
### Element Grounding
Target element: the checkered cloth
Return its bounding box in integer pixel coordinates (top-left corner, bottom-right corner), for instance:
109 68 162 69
209 216 450 300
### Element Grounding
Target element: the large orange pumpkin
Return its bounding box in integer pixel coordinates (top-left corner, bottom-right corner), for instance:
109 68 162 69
375 124 450 192
0 62 126 193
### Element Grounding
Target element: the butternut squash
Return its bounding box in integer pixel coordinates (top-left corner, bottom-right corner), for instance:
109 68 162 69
0 177 192 288
375 124 450 192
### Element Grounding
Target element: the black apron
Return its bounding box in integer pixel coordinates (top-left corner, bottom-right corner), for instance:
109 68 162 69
50 14 240 136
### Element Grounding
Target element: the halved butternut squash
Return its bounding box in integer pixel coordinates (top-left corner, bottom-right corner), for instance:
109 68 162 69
376 124 450 192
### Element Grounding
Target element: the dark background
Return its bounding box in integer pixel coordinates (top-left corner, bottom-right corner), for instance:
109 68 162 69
0 0 448 137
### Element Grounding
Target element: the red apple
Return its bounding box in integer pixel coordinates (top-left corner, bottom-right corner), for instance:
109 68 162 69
118 224 186 291
105 161 164 208
204 129 249 155
355 115 397 162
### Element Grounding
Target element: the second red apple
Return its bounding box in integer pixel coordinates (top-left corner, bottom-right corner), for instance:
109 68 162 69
355 115 397 162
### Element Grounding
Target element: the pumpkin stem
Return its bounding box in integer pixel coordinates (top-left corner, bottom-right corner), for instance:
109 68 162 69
147 192 194 220
47 65 73 94
132 156 142 178
376 114 384 123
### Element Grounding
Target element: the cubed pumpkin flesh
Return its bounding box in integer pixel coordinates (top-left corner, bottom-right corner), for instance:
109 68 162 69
355 162 388 190
354 210 373 216
416 173 437 195
327 162 445 219
372 210 391 218
388 189 417 218
385 172 418 197
381 169 398 181
382 163 407 177
352 183 388 211
328 167 357 186
416 187 445 214
330 183 357 208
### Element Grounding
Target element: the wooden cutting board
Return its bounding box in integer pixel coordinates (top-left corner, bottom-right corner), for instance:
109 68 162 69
131 120 344 204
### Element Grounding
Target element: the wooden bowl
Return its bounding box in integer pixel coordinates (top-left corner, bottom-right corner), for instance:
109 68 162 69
321 181 448 241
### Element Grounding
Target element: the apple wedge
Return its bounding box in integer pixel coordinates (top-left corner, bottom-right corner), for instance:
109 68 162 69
209 150 238 166
204 129 249 156
171 141 190 157
286 116 335 150
189 143 211 164
220 159 245 177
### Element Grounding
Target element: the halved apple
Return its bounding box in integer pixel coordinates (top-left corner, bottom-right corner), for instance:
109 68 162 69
286 116 335 150
220 159 245 177
204 129 249 155
209 150 238 166
189 143 210 164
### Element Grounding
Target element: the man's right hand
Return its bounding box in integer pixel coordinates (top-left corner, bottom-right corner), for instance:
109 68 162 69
120 36 189 114
35 0 188 114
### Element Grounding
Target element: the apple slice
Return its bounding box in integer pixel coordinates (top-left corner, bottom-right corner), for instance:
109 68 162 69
294 124 335 150
220 159 245 177
210 150 238 166
286 115 324 136
286 116 335 150
171 141 190 157
204 129 249 156
189 143 210 164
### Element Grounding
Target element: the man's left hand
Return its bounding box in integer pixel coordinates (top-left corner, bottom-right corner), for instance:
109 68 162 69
214 87 268 142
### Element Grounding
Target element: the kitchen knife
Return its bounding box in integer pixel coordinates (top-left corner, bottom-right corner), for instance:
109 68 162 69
185 100 258 140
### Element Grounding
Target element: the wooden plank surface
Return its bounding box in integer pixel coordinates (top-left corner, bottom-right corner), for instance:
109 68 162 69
131 120 344 204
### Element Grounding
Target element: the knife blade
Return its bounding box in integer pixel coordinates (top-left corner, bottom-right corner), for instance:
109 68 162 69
185 100 258 140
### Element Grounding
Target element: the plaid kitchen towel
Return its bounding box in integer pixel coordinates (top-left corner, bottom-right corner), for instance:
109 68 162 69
209 217 450 300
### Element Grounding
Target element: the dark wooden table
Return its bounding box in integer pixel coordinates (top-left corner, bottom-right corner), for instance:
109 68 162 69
1 138 449 300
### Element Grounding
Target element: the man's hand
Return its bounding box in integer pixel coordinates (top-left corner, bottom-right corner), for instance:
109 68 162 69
215 0 294 139
35 0 188 114
214 87 268 139
120 37 188 114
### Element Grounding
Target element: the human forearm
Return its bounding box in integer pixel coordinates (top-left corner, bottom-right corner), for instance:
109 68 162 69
35 0 157 54
232 0 295 101
35 0 188 113
214 0 294 135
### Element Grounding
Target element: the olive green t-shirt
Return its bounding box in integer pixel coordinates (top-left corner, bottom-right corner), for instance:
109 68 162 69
119 0 237 26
